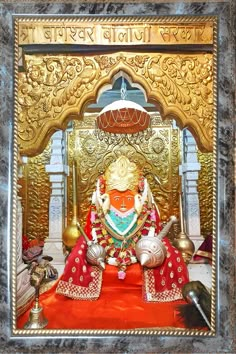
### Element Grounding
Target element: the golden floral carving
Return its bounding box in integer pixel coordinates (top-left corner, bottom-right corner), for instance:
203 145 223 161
18 55 100 155
197 151 213 236
126 54 213 139
18 52 213 156
94 56 117 71
18 143 51 242
67 113 180 226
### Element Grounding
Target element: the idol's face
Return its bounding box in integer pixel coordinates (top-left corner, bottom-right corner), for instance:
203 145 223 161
109 189 135 212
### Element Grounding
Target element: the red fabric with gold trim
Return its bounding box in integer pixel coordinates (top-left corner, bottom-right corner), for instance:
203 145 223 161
96 100 151 134
56 235 102 300
193 234 212 264
143 237 189 302
97 108 150 134
57 206 189 302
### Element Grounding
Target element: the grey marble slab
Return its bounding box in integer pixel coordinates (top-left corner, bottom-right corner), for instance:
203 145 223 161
0 1 235 353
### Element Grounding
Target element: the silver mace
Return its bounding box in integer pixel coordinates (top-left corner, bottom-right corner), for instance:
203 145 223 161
77 222 106 271
136 215 178 268
184 289 211 330
156 215 178 240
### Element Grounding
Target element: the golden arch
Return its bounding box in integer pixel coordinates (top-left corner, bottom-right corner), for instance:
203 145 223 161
18 51 213 156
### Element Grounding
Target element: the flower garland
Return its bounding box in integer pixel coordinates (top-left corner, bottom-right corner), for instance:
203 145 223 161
90 201 157 279
90 172 158 279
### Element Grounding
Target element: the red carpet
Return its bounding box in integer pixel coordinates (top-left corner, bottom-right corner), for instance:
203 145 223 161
17 264 187 330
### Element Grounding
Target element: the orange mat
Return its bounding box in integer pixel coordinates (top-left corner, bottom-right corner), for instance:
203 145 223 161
17 264 187 330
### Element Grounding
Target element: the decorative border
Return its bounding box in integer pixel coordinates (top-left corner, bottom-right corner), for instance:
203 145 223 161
211 15 218 337
16 15 217 22
12 15 218 337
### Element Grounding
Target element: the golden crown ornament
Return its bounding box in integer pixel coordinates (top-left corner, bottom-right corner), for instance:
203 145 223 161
105 155 139 193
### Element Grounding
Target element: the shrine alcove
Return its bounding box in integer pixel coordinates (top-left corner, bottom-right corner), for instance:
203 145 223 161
15 17 215 332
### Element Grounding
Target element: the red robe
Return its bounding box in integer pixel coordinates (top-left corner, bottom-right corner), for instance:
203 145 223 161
56 207 189 302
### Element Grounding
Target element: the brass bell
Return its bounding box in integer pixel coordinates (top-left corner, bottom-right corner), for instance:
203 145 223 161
24 275 48 329
23 257 58 329
24 299 48 329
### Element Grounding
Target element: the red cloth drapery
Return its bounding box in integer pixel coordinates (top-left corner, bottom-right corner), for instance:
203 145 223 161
17 198 191 329
18 264 189 330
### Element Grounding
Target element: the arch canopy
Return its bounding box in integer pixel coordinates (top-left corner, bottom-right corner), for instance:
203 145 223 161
18 52 213 156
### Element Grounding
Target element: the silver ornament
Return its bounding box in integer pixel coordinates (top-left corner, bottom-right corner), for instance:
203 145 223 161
135 236 167 268
86 243 106 270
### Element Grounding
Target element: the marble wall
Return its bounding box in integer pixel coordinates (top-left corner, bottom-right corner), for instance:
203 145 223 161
0 1 235 353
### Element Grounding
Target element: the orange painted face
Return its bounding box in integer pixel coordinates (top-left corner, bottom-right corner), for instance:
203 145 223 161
109 189 135 212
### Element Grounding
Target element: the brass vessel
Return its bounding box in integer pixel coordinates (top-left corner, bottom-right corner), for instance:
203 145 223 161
172 193 195 264
63 162 81 248
63 211 81 249
172 230 195 264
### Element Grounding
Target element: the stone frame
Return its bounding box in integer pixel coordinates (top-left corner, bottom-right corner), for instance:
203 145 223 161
0 1 235 352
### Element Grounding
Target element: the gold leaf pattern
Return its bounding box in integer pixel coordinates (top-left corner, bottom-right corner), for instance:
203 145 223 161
67 113 180 227
18 52 213 156
197 151 213 236
19 142 51 241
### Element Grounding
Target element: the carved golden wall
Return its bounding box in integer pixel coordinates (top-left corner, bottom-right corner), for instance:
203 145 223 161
16 17 215 242
19 143 51 241
18 51 213 156
67 112 181 228
198 151 213 236
16 17 216 155
18 116 212 241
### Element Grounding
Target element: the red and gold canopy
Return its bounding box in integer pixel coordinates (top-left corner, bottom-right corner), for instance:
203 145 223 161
96 100 150 134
